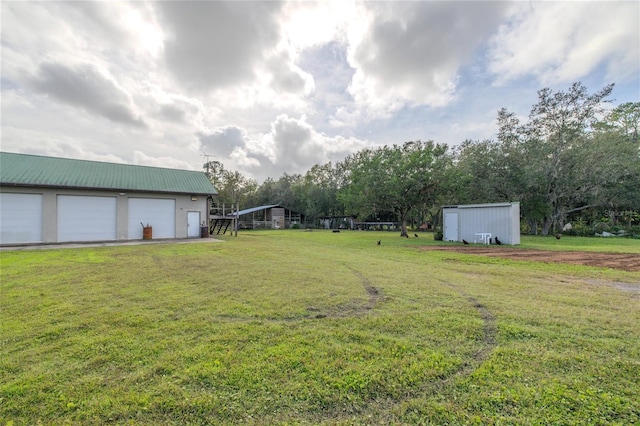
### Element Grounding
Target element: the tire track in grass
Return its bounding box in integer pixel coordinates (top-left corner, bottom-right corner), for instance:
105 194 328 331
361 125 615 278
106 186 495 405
341 265 498 378
437 279 497 376
343 264 383 310
311 268 499 422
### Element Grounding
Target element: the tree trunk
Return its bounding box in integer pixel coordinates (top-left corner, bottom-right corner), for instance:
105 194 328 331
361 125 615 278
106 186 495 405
541 216 553 236
400 219 408 237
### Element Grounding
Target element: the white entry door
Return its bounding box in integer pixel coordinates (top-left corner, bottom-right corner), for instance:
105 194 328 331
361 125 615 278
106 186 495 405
128 198 176 239
0 193 43 244
187 211 201 238
444 212 458 242
57 195 117 242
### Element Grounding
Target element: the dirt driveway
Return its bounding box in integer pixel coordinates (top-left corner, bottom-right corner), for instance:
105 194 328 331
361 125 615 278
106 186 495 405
421 246 640 272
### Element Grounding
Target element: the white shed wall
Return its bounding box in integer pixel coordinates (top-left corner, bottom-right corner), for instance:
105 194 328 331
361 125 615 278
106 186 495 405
442 202 520 245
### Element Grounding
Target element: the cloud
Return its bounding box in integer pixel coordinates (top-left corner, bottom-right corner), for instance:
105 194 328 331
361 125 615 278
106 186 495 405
259 114 368 176
194 115 369 182
297 41 357 129
62 1 164 57
157 1 284 92
264 50 315 95
29 61 146 127
346 1 510 116
488 1 640 85
198 125 248 157
140 83 206 125
1 0 637 185
133 151 196 170
0 125 127 164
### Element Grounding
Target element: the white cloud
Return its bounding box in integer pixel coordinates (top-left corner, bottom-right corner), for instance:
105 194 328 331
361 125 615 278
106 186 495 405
0 125 127 164
1 0 637 184
133 151 196 170
140 82 206 125
29 60 146 127
199 125 249 158
196 115 369 182
279 1 355 52
488 1 640 85
265 114 368 173
345 1 510 117
157 1 283 93
263 50 315 95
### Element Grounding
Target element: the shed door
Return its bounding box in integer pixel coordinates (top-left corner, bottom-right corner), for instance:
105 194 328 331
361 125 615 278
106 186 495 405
444 212 458 242
187 211 200 238
128 198 176 239
57 195 117 242
0 193 43 244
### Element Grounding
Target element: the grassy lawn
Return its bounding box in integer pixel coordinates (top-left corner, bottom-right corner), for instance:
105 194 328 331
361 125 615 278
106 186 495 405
518 234 640 253
1 231 639 425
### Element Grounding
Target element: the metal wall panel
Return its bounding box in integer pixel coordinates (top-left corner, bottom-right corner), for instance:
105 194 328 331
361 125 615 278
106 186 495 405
442 202 520 245
459 205 507 244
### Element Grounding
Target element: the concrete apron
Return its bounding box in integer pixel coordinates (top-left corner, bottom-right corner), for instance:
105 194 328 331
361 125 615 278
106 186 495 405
0 238 224 251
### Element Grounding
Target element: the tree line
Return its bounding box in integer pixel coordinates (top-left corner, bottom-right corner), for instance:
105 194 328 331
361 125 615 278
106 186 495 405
205 82 640 237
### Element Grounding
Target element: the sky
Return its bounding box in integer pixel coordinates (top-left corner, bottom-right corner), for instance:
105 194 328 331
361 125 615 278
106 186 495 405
1 1 638 183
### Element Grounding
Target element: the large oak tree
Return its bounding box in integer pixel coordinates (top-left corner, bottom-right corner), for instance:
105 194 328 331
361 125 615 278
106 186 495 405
339 141 449 237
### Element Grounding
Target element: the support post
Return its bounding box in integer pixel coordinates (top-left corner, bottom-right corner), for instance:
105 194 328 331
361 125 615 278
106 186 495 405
234 203 238 237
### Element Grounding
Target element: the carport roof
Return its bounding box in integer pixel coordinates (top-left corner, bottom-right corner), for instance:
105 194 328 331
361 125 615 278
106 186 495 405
233 205 306 218
234 204 279 216
0 152 217 195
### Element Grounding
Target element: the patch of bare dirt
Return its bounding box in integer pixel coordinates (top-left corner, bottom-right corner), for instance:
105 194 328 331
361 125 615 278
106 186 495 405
421 246 640 272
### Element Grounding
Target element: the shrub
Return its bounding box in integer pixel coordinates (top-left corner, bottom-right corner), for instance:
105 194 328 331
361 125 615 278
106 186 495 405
433 227 443 241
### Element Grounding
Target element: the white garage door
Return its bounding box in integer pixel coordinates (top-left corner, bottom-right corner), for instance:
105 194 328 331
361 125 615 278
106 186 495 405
0 193 43 244
57 195 117 242
128 198 175 239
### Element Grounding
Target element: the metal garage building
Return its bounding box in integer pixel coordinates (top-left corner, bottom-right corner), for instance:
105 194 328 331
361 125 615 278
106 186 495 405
0 152 217 245
443 202 520 245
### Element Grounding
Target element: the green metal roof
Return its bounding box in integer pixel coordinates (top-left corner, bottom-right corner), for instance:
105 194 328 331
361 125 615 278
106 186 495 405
0 152 217 195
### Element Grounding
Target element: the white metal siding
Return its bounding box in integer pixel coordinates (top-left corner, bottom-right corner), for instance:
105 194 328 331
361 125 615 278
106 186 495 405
458 203 519 245
443 202 520 245
128 198 176 239
57 195 117 242
510 203 521 245
0 193 43 244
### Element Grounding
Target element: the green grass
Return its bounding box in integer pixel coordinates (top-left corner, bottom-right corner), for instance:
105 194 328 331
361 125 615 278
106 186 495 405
518 234 640 253
1 231 639 425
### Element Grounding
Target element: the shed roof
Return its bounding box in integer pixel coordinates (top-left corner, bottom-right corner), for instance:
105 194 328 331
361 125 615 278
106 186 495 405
443 202 519 209
0 152 217 195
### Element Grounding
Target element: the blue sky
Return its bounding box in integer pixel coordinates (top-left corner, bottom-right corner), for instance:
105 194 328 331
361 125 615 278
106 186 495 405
1 1 638 182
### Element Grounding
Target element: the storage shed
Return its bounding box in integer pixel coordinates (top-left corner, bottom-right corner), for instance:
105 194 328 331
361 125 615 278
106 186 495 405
0 152 217 245
442 202 520 245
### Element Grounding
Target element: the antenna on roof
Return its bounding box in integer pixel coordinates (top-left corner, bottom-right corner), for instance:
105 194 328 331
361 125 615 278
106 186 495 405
201 152 214 178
